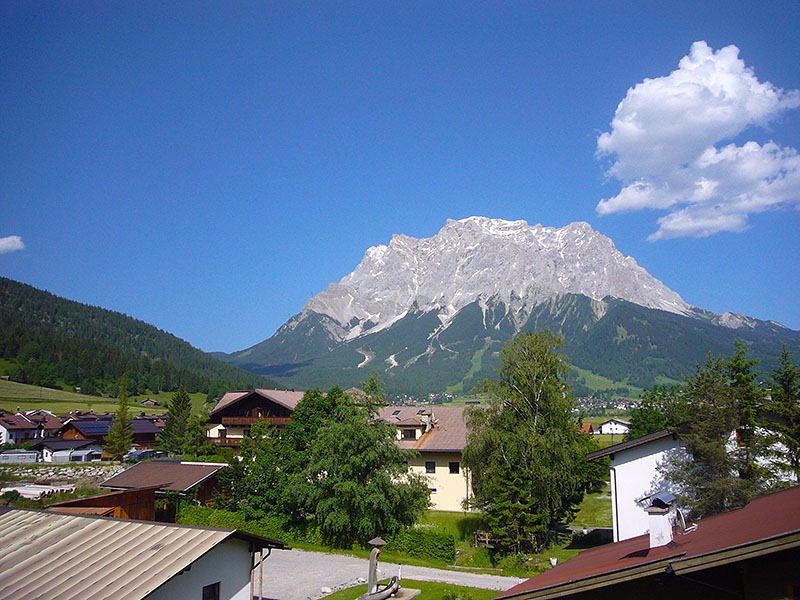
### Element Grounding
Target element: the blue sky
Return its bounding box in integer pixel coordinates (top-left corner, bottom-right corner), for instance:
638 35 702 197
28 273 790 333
2 2 799 352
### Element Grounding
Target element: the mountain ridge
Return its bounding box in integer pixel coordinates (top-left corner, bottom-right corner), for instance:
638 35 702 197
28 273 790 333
221 217 798 395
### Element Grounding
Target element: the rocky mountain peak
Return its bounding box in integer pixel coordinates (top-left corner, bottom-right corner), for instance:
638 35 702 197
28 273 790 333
303 217 691 341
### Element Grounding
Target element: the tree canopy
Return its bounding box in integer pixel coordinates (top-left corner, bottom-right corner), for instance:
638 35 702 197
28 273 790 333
656 342 798 519
463 330 587 553
104 377 133 460
217 383 430 547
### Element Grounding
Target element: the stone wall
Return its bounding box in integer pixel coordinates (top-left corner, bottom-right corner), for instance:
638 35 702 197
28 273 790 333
1 463 127 487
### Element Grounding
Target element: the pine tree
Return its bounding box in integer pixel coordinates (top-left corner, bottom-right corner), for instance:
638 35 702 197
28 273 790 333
105 377 134 460
765 346 800 482
160 386 192 455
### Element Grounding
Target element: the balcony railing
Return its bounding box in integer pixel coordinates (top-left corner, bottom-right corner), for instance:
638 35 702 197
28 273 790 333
208 437 242 447
220 416 291 426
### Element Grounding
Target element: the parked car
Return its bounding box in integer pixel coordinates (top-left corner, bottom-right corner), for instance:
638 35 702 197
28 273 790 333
123 449 167 462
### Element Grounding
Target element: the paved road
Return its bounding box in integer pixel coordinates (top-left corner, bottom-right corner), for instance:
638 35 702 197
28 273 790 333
257 548 522 600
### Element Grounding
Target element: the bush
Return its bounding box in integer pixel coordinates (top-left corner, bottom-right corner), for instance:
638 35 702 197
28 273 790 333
177 505 455 562
384 527 456 563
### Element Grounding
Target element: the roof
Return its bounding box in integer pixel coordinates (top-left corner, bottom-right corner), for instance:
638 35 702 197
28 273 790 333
22 410 62 430
496 485 800 600
63 418 162 437
585 429 678 461
379 405 468 452
599 418 630 426
0 412 36 431
211 388 305 416
31 438 97 451
0 507 286 600
100 460 226 493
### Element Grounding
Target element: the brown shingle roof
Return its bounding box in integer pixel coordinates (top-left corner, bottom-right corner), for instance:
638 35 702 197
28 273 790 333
100 461 226 493
210 389 305 416
496 485 800 600
379 405 468 452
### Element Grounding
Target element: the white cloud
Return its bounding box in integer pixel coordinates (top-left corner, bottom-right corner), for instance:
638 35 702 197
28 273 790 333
596 41 800 239
0 236 25 254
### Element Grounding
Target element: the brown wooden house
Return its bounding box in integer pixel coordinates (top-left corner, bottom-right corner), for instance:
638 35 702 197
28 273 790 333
207 389 304 448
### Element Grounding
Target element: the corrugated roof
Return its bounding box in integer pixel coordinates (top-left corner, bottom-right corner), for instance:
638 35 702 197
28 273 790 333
0 508 286 600
100 461 225 493
496 485 800 600
210 389 305 416
379 406 468 452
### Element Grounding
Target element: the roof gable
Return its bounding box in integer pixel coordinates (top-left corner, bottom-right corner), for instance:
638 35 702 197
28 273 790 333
497 485 800 599
100 460 226 493
210 389 305 416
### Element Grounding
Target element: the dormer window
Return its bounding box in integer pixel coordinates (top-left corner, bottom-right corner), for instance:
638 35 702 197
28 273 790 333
402 429 416 440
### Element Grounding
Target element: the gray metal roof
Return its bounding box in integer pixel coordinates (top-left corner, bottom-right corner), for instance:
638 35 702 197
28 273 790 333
0 508 286 600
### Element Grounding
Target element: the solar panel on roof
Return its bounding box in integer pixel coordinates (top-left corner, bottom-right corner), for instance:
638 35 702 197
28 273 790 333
77 423 110 433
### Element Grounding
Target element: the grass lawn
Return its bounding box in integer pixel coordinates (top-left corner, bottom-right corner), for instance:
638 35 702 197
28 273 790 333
418 510 487 547
324 579 498 600
569 485 612 529
0 379 208 415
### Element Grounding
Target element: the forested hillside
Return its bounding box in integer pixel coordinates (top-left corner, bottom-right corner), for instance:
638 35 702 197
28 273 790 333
0 277 279 397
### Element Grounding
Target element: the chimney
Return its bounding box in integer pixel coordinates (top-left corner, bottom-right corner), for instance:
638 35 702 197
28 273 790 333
646 506 673 548
645 491 676 549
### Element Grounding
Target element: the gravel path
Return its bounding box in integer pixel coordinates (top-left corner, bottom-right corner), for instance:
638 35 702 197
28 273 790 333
257 548 521 600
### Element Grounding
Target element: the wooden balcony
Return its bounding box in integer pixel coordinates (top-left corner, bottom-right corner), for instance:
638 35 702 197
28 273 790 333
220 416 291 426
208 437 242 447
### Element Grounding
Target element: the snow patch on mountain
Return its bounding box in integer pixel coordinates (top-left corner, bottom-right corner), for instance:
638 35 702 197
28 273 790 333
300 217 694 341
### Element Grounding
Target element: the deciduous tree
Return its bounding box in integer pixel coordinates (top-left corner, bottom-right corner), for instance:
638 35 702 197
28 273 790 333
463 330 585 553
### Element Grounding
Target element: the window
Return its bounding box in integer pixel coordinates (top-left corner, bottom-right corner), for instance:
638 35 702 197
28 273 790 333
392 409 401 415
401 429 416 440
425 461 436 473
202 582 220 600
429 488 437 494
449 461 460 474
218 428 226 438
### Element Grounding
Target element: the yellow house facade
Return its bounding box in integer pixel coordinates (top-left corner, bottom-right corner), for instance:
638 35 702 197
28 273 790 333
379 405 471 512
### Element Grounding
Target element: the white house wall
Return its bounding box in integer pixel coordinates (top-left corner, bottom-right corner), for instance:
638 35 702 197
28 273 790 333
609 436 685 542
147 537 253 600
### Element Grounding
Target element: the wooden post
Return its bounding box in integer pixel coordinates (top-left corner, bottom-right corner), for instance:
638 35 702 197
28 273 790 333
259 549 264 600
250 544 255 600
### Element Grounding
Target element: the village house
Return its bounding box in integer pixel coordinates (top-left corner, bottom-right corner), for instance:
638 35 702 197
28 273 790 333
597 418 630 436
32 437 104 462
101 460 226 507
47 486 162 520
207 389 305 448
59 415 162 456
0 409 61 445
586 429 685 542
207 389 474 511
378 405 470 512
0 506 287 600
496 485 800 600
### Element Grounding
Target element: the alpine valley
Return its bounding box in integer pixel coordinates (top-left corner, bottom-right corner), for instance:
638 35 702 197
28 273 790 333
220 217 800 397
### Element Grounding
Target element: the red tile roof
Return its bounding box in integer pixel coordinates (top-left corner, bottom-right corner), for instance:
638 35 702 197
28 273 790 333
496 485 800 599
0 411 36 431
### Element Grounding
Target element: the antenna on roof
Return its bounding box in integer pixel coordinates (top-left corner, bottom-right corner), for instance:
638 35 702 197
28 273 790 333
676 508 697 535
